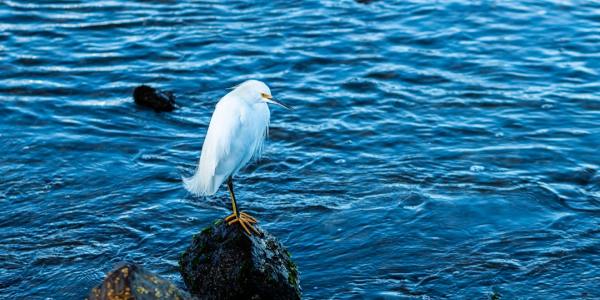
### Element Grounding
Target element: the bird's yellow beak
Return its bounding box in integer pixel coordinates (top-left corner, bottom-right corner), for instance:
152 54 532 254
261 93 292 110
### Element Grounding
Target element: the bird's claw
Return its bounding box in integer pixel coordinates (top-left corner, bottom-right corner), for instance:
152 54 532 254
224 212 259 235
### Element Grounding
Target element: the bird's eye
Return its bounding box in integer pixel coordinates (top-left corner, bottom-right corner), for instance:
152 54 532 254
261 92 272 100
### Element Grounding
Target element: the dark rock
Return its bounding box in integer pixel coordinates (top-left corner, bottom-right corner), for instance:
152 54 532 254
179 220 301 300
87 263 192 300
133 85 176 112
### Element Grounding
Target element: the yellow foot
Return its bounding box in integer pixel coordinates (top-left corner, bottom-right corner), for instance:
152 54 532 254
224 212 258 235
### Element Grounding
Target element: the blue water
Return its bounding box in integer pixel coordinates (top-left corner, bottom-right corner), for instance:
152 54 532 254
1 1 599 299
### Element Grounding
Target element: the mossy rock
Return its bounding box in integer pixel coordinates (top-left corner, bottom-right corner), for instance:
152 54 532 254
133 85 176 112
87 263 192 300
179 219 301 299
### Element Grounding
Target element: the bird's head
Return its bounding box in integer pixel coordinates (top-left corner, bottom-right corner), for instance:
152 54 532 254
235 80 292 109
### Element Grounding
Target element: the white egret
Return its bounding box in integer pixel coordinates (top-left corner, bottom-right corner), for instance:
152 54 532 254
183 80 291 235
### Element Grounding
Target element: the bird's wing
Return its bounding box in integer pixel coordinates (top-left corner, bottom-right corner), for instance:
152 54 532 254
184 98 242 196
199 98 243 180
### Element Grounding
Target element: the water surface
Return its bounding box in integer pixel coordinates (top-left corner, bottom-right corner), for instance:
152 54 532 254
1 0 599 299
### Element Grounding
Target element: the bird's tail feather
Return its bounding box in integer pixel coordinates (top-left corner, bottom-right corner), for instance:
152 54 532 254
183 167 229 196
183 170 216 196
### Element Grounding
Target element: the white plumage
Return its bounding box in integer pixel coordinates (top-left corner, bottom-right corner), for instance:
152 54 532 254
183 80 287 196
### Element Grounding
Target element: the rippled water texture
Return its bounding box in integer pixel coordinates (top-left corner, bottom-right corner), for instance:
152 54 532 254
1 1 600 299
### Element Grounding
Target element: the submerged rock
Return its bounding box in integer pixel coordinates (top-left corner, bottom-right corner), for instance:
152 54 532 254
133 85 176 112
179 220 301 300
87 263 192 300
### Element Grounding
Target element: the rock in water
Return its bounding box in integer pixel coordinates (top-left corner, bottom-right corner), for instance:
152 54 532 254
179 220 301 300
87 263 192 300
133 85 176 112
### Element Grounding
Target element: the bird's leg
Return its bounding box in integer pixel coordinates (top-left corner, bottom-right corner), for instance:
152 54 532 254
225 177 240 219
224 177 258 235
